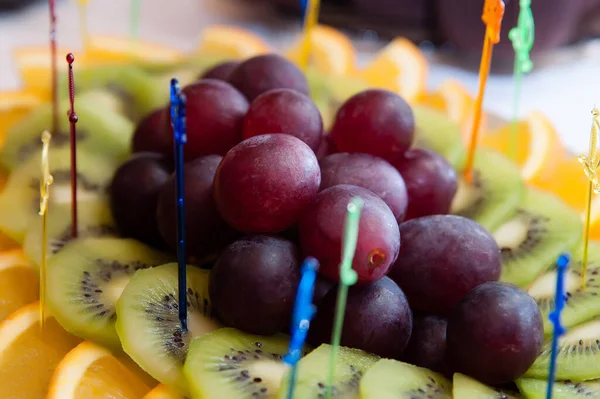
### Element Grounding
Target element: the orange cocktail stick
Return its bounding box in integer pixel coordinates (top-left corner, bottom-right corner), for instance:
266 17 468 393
463 0 506 181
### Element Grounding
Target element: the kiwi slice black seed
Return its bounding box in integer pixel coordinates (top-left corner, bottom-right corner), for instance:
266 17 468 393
23 198 118 268
517 378 600 399
0 147 117 242
359 358 452 399
529 243 600 335
117 263 220 395
494 188 582 288
185 328 293 399
1 93 132 171
46 237 173 349
277 344 377 398
451 148 525 231
412 105 466 169
525 317 600 381
453 373 521 398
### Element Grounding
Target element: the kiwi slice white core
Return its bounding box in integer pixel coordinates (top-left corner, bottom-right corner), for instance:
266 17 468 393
450 175 481 214
492 213 531 249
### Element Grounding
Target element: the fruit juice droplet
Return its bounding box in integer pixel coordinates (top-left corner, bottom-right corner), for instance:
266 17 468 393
283 257 319 399
325 197 362 399
49 0 59 137
39 130 54 329
298 0 321 71
66 53 78 238
546 253 569 399
170 78 188 331
463 0 506 181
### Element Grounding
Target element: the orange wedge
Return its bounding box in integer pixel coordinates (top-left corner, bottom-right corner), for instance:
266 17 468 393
144 384 186 399
286 24 356 76
86 36 184 65
0 302 81 399
480 111 565 181
197 25 272 59
357 37 428 103
0 250 37 322
588 196 600 241
47 340 151 399
0 90 43 148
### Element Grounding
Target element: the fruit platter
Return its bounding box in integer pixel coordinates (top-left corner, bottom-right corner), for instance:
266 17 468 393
2 6 600 399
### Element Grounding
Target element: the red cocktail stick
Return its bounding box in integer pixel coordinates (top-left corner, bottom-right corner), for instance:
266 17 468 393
66 53 78 238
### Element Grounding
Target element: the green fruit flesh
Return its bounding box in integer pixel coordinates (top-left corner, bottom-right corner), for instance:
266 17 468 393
47 237 173 348
517 378 600 399
185 328 292 399
359 358 452 399
117 263 219 395
496 188 582 288
451 148 525 231
1 93 132 171
453 373 521 399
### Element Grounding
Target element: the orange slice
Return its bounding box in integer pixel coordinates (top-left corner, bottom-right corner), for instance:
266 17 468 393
480 111 565 181
86 36 184 65
588 196 600 241
144 384 186 399
0 90 43 148
197 25 272 59
357 37 428 103
286 25 356 76
0 302 81 399
47 340 151 399
0 250 37 322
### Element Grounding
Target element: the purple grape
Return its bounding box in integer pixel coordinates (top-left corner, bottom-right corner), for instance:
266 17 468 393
402 314 449 374
330 89 415 163
227 54 310 101
313 276 333 307
388 215 501 313
181 79 249 159
298 184 400 284
243 88 323 151
315 135 338 160
110 153 172 247
209 235 300 335
320 153 408 221
308 276 413 359
131 107 172 157
394 148 457 220
156 155 238 260
446 282 544 385
199 61 240 81
213 134 321 233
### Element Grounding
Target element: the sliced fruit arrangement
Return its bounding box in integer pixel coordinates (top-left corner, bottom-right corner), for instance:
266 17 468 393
453 373 521 398
144 384 187 399
0 249 37 321
517 378 600 399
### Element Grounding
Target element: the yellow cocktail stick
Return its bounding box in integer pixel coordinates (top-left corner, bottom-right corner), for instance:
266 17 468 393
77 0 89 52
298 0 321 71
463 0 506 181
39 131 53 328
579 107 600 289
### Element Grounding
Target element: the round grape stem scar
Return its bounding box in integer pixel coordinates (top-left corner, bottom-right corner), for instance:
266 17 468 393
368 249 385 268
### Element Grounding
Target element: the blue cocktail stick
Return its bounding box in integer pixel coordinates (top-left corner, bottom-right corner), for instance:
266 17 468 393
283 256 319 399
170 78 188 332
546 253 570 399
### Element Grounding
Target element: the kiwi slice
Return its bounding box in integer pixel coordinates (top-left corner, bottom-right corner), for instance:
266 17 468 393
185 328 293 399
116 263 220 394
46 237 172 348
22 197 118 268
412 105 466 168
525 318 600 381
494 188 582 288
517 378 600 399
453 373 521 398
1 93 132 171
0 147 117 242
359 358 452 399
450 148 525 231
276 344 377 398
305 68 335 130
529 243 600 335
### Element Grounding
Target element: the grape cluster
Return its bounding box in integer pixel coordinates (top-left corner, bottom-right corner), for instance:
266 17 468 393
110 53 543 384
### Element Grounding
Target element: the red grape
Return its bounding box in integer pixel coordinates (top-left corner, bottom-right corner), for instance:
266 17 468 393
227 54 309 101
446 282 544 385
131 107 172 157
209 235 300 335
110 153 172 247
402 314 449 375
200 61 240 81
213 134 321 233
298 184 400 284
394 148 457 220
320 153 408 221
243 88 323 151
181 79 249 159
308 276 413 359
388 215 501 313
330 89 415 163
156 155 239 260
315 135 337 160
